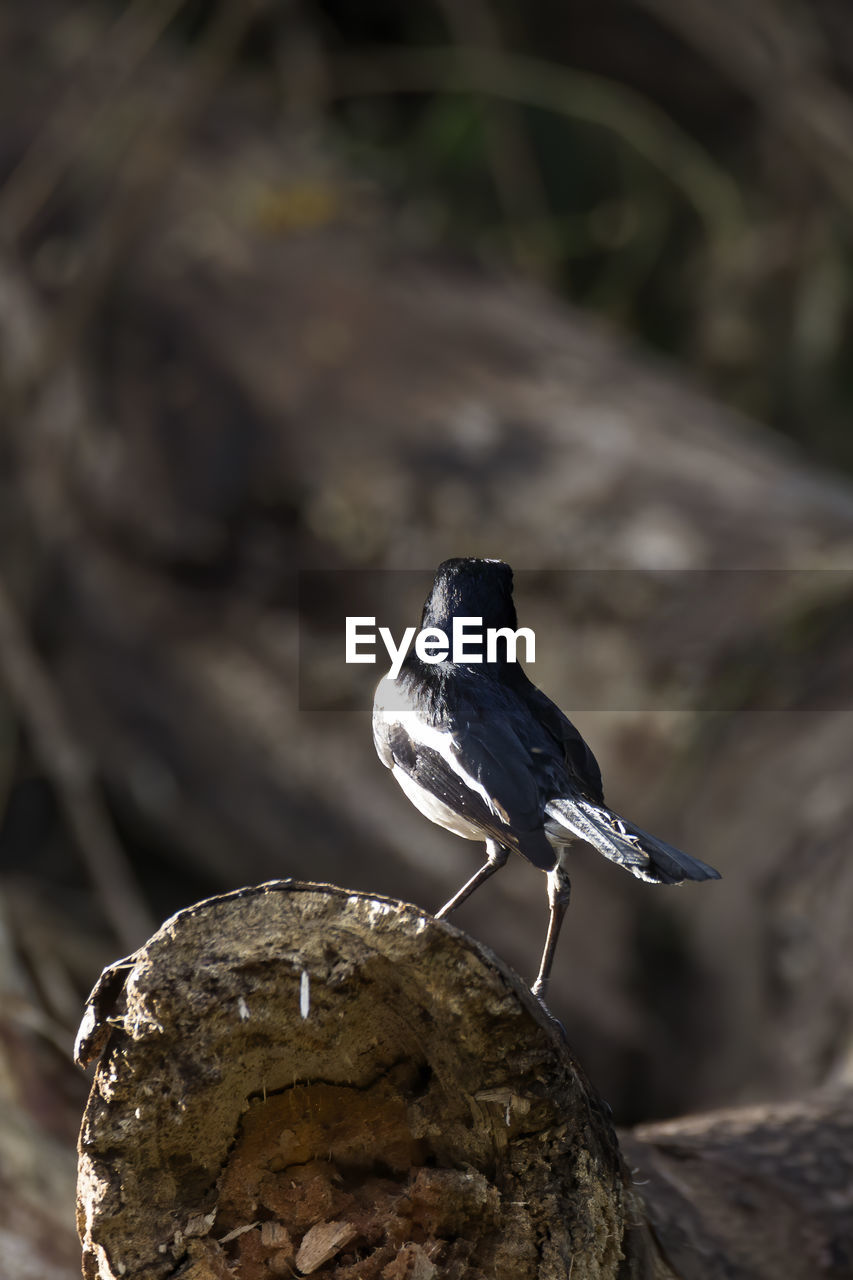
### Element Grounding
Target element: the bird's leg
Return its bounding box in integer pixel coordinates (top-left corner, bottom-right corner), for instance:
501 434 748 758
531 864 571 999
435 840 508 919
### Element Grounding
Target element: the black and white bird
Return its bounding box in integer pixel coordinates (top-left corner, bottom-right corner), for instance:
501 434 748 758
372 557 720 1000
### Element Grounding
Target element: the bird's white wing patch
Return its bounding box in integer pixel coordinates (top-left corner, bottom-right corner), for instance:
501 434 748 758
390 763 484 839
378 701 505 823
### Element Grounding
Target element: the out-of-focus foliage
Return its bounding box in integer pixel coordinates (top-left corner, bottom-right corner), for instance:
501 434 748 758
10 0 853 463
275 0 853 469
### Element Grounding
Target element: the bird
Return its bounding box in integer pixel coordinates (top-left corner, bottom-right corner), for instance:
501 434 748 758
372 557 720 1001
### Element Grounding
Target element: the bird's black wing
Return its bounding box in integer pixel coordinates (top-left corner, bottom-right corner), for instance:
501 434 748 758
373 677 556 869
522 683 604 803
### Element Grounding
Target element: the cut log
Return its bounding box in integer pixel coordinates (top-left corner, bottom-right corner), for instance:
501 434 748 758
76 881 640 1279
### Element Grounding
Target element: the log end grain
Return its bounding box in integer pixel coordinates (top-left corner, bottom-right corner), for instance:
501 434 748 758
77 880 633 1279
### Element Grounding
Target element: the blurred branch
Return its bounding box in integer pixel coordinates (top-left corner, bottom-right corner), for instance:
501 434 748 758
0 0 256 414
0 0 190 247
632 0 853 215
330 44 745 246
0 577 153 951
51 0 256 357
433 0 557 272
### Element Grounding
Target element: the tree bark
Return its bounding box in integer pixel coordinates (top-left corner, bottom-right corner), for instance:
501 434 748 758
76 881 640 1280
621 1091 853 1280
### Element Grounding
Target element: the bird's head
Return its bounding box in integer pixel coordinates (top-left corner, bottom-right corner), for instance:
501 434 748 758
421 558 518 633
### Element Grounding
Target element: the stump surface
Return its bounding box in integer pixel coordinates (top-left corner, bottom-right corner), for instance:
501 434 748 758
77 881 632 1279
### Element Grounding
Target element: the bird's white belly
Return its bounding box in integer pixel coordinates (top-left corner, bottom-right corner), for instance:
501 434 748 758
391 764 484 840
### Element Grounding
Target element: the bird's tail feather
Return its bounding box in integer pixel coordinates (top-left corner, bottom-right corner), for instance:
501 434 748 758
544 797 721 885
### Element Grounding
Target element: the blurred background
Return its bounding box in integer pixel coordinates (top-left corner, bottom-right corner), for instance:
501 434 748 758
2 1 853 1272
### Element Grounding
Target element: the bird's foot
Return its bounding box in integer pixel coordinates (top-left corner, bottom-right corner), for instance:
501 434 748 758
531 987 567 1040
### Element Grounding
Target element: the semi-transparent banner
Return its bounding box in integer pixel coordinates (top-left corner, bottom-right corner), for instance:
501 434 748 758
297 568 853 712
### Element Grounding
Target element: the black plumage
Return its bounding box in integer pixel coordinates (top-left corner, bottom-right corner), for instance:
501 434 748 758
373 557 720 998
